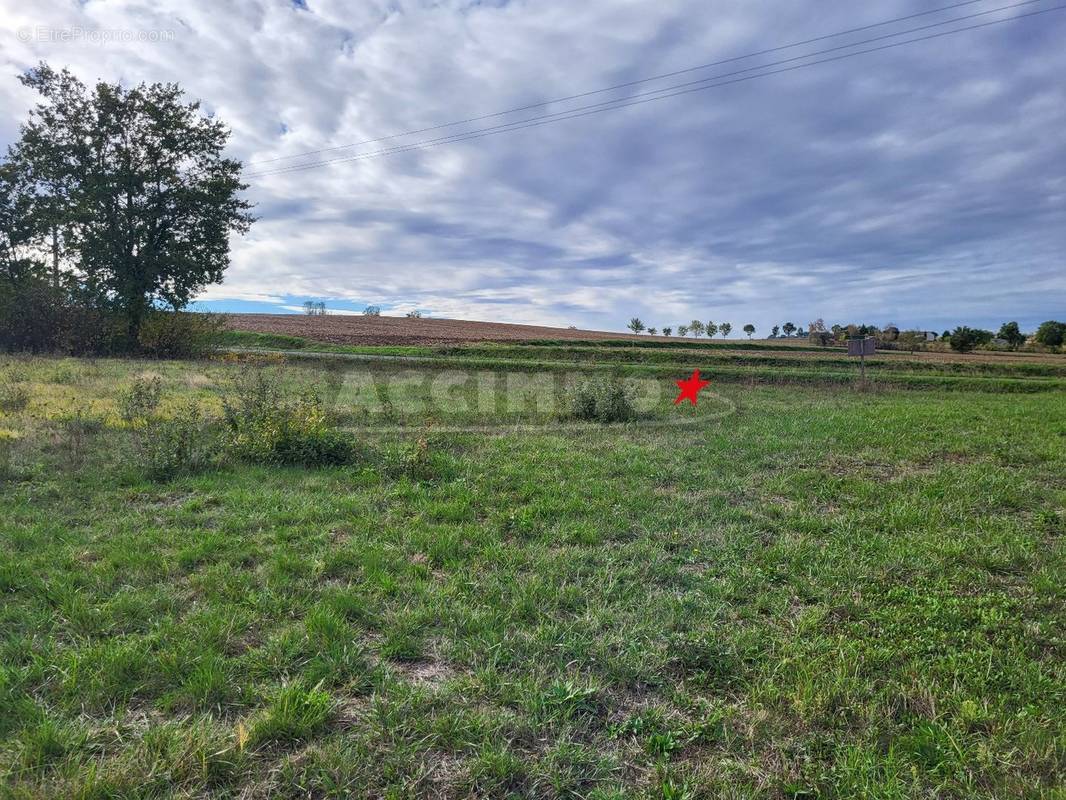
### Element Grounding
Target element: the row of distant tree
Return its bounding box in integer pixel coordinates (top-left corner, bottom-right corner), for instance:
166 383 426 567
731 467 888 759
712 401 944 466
624 316 1066 351
626 319 754 338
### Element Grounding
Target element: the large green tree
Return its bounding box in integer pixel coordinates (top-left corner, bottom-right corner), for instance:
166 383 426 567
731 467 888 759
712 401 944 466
1033 320 1065 348
6 63 253 342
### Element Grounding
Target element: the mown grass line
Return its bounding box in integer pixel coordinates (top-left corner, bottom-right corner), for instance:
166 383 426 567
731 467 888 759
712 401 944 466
447 343 1066 378
250 348 1066 394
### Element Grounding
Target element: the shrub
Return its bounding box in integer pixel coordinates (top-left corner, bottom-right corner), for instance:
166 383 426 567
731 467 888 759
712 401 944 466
0 272 125 355
0 383 30 414
137 311 225 359
136 405 215 481
567 376 637 423
221 370 357 467
118 375 163 424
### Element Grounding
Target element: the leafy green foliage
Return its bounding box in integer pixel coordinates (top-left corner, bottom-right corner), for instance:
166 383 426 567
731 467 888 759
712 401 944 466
136 311 225 359
118 375 163 423
948 326 993 353
1033 320 1065 348
135 404 215 481
221 370 357 466
1 63 253 349
567 376 637 423
997 321 1026 350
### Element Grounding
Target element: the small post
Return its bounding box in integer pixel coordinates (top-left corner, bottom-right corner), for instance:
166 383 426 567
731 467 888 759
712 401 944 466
848 336 876 388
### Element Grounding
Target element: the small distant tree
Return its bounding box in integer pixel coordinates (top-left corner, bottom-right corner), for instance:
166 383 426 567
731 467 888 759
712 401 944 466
1033 320 1065 348
705 321 718 338
996 321 1024 350
771 325 780 338
720 322 732 338
782 322 796 337
363 305 381 316
647 327 657 336
406 309 423 318
948 326 992 353
689 320 705 338
303 301 326 316
627 317 645 334
661 326 672 337
743 324 755 338
677 324 689 337
809 319 827 333
942 329 951 341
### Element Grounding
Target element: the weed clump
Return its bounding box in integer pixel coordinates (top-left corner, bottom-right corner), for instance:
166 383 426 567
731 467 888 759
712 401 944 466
221 370 357 467
119 374 163 424
248 681 334 747
55 409 104 470
381 436 454 482
567 376 637 423
0 383 30 414
136 404 216 481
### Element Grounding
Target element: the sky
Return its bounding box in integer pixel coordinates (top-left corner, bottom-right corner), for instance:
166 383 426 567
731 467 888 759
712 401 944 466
1 0 1063 335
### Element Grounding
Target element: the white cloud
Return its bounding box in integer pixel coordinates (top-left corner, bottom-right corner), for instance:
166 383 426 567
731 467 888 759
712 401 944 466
2 0 1064 333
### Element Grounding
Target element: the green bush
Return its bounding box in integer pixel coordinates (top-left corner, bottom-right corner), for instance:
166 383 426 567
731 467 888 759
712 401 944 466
137 311 225 359
136 405 215 481
221 370 357 467
567 376 637 423
118 375 163 424
0 271 125 355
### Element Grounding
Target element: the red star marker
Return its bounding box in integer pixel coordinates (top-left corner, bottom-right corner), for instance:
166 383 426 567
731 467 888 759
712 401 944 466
674 369 711 406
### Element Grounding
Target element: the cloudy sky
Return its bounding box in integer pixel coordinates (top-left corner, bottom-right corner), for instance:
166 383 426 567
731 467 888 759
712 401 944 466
1 0 1063 334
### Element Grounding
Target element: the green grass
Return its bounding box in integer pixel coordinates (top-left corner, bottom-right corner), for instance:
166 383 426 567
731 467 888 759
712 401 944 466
0 351 1063 798
220 329 1066 392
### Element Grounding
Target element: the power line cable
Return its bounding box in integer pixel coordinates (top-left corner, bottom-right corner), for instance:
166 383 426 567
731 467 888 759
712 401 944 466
246 3 1063 179
246 0 998 166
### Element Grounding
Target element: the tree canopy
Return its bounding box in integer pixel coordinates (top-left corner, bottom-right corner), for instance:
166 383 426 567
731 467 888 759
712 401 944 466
1 63 253 346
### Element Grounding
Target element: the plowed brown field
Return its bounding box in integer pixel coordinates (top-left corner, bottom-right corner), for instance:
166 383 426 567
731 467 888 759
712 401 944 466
225 314 1062 365
225 313 686 346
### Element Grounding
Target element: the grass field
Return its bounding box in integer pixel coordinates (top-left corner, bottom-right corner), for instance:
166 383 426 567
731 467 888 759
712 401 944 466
1 344 1064 799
